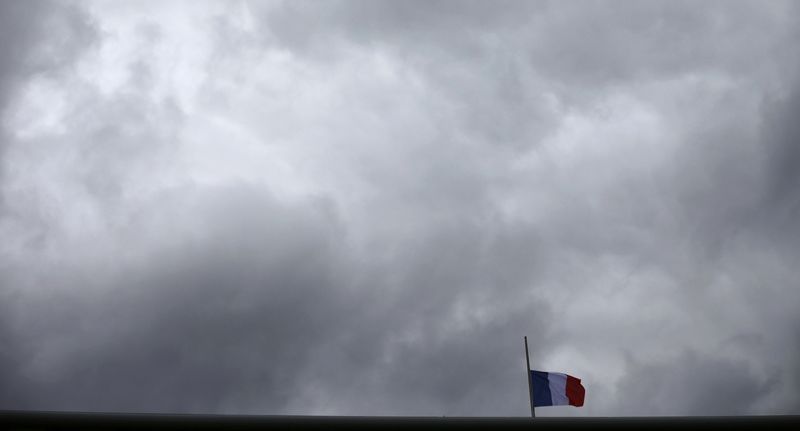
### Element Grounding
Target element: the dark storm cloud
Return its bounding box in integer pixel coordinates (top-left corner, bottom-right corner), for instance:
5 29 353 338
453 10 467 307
762 87 800 216
0 185 353 412
0 183 552 415
615 350 777 416
260 0 790 94
0 0 96 406
255 0 797 157
1 0 800 418
257 0 555 150
0 17 555 410
261 0 535 54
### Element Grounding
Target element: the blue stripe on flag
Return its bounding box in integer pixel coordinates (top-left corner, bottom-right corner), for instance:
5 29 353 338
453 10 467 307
530 370 552 407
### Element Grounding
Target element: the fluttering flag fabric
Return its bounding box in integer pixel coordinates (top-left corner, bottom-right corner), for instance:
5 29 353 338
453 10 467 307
530 370 585 407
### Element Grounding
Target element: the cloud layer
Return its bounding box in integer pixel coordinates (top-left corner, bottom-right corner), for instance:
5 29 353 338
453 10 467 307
1 0 799 416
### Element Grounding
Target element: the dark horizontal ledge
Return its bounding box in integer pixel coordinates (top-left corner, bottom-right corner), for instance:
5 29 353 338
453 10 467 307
0 410 797 430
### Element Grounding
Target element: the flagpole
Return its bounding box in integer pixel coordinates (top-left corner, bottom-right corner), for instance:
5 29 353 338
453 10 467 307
525 336 535 418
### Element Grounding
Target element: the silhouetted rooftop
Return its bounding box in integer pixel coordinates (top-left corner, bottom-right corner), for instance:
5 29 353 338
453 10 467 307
1 410 797 430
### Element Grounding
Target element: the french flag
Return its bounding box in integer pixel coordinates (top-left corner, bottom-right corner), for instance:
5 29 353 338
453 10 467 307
530 370 585 407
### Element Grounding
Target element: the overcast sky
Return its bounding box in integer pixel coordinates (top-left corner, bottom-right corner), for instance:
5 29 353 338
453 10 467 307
1 0 799 417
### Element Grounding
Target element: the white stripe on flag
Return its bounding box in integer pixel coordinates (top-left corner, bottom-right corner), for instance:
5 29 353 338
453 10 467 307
548 372 569 406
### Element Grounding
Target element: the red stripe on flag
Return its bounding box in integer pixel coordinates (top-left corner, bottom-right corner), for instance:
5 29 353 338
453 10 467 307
565 375 585 407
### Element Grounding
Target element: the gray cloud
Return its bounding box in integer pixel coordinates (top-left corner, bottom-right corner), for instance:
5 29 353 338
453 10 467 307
0 0 96 192
762 87 800 217
0 0 96 109
0 0 45 182
0 1 44 104
615 350 778 416
0 184 352 412
0 0 799 418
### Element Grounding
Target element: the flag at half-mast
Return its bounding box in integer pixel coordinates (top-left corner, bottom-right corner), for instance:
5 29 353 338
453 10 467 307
530 370 585 407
